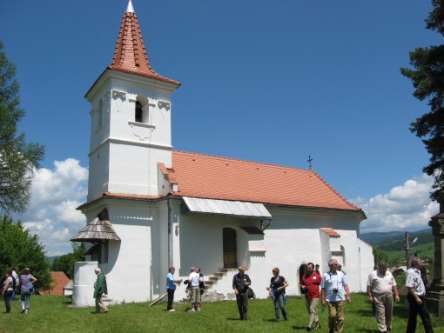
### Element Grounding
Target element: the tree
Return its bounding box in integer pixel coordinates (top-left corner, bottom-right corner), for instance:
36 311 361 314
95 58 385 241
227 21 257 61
0 215 51 289
52 244 85 279
373 246 389 266
401 1 444 200
0 41 44 213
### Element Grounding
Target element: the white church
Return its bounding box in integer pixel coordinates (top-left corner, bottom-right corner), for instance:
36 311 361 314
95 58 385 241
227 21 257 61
71 1 373 306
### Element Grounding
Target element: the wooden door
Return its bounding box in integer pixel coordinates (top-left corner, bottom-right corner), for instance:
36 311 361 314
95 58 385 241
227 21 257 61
223 228 237 268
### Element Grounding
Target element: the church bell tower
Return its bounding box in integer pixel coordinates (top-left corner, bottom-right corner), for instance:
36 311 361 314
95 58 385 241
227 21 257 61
85 0 180 201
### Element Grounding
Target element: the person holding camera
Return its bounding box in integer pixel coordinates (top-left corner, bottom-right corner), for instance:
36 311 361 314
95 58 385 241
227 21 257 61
321 259 351 333
302 262 322 330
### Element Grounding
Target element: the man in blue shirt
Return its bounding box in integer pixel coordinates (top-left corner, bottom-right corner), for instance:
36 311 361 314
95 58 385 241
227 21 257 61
321 259 351 333
166 267 182 312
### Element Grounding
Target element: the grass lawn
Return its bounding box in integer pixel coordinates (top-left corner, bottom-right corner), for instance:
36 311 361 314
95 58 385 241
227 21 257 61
1 294 444 333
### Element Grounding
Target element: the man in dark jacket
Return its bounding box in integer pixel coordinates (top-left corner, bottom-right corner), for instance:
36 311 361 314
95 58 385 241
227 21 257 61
94 268 108 313
232 266 251 320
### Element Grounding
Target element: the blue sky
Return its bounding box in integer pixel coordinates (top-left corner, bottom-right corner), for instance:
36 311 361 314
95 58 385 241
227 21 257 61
1 1 441 253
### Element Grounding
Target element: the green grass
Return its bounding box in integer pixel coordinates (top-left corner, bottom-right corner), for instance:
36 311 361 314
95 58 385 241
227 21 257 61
1 294 444 333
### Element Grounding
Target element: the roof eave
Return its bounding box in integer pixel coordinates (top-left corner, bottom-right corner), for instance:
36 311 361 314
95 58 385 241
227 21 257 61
171 193 366 218
84 67 180 101
77 192 167 211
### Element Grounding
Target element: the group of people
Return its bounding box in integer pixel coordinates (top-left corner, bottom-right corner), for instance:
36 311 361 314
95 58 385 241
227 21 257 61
164 257 435 333
1 268 37 314
1 257 436 333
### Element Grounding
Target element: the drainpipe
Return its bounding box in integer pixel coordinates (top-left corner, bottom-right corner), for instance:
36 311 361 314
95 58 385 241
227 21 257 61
167 197 172 268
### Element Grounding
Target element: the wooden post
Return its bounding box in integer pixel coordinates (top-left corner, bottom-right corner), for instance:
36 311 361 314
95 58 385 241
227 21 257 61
405 232 410 267
426 200 444 317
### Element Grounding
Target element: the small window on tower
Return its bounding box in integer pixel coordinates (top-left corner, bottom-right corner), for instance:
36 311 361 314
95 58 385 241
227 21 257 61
135 101 143 123
134 96 149 124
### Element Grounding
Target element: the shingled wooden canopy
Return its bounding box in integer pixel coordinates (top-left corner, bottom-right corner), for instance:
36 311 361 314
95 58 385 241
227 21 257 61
71 209 120 242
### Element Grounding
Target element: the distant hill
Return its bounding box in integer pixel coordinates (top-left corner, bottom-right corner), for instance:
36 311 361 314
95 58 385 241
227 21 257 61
361 228 434 264
361 229 433 250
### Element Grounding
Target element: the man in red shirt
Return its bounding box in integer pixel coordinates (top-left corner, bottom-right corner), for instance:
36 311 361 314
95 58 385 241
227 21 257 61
302 262 322 331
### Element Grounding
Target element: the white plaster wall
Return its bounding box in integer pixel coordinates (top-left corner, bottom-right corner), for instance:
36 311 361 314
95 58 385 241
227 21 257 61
89 86 111 152
86 72 177 198
174 206 369 299
319 231 330 273
108 76 173 148
359 239 375 291
79 199 168 304
108 142 171 195
87 144 109 201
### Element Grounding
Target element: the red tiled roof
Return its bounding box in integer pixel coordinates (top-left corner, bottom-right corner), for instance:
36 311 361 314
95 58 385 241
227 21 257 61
168 151 361 212
41 272 71 296
320 227 341 238
109 4 179 86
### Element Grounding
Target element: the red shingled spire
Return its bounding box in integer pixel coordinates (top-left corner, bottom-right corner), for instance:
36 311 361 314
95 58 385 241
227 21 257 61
109 1 179 86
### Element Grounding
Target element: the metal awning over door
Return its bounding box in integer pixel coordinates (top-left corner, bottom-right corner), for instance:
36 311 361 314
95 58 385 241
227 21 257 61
182 196 272 219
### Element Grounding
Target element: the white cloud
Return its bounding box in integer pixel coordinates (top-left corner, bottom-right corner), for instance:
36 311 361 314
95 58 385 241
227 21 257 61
19 159 88 256
354 174 439 233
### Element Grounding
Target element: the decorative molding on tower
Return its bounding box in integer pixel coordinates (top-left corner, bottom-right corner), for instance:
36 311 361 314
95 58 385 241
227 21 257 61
109 0 180 86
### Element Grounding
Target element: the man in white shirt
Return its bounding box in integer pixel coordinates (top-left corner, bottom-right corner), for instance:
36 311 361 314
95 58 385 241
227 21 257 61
405 257 433 333
367 262 400 333
188 267 202 312
321 259 351 333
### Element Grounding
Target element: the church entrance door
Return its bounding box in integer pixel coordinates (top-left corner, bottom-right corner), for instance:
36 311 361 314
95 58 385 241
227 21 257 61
223 228 237 268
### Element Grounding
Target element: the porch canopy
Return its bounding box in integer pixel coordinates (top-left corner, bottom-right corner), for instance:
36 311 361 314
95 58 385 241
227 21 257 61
71 217 121 242
183 196 272 219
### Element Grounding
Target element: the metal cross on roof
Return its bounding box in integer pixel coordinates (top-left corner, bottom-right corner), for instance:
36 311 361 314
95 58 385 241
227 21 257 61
307 155 314 170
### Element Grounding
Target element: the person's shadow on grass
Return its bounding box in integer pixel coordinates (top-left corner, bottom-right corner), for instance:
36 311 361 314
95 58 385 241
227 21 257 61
292 325 308 330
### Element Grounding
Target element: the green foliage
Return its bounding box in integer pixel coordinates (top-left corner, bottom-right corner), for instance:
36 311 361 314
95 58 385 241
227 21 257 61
401 1 444 200
426 0 444 35
373 246 389 266
0 215 51 289
52 244 85 278
0 41 44 213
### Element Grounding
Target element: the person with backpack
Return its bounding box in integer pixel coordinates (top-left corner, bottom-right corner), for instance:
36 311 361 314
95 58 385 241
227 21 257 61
266 267 288 321
1 271 14 313
19 268 37 314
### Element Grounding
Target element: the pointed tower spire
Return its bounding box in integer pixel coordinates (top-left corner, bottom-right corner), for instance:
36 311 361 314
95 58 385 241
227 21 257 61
109 1 179 86
126 0 135 13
